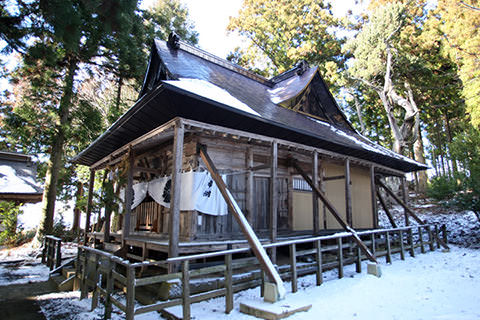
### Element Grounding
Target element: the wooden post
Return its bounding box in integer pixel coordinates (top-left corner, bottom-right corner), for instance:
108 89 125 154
419 226 425 253
434 225 441 249
246 148 254 225
290 158 377 263
225 253 233 314
169 120 184 271
371 233 376 256
385 231 392 264
84 170 95 245
441 224 448 244
312 151 319 234
122 152 135 243
199 145 286 299
427 225 435 251
104 173 112 243
337 237 344 279
104 259 113 320
345 159 352 226
356 241 362 273
399 230 405 260
290 244 297 293
269 141 278 263
91 254 100 311
125 266 135 320
408 227 415 257
42 238 47 264
315 240 323 285
55 239 62 268
80 250 88 299
182 260 191 320
370 165 378 228
401 176 409 226
376 188 398 228
320 165 327 229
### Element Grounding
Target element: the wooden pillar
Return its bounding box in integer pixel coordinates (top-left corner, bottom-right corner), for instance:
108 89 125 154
122 151 135 243
321 165 327 229
345 159 352 226
83 170 95 245
312 151 319 234
103 171 112 243
169 120 184 268
370 165 378 228
401 176 409 226
269 141 278 263
246 147 254 225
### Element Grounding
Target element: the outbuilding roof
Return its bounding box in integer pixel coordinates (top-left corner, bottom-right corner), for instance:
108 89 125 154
74 37 426 173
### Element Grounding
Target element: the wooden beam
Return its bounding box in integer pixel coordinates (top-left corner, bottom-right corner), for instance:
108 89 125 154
246 148 254 225
375 178 424 224
345 159 352 226
103 172 112 243
401 177 409 226
198 145 286 299
269 141 278 263
289 157 377 263
83 170 95 244
122 151 135 243
312 151 319 234
169 120 185 267
370 165 378 228
323 175 345 181
376 188 398 228
133 166 161 175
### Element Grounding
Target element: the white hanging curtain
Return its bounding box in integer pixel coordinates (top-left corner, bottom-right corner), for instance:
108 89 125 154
119 171 228 216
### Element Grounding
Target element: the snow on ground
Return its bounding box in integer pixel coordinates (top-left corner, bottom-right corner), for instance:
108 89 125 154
0 241 78 262
31 245 480 320
378 203 480 249
0 261 50 286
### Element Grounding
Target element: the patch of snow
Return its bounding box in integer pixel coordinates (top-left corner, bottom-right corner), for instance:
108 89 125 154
0 263 49 285
0 164 40 193
306 116 421 166
164 78 262 117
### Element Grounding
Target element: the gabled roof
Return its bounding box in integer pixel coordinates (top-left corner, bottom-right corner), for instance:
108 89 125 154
74 38 426 173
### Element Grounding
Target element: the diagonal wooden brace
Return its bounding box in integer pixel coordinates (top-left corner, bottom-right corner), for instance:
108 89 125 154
376 188 398 228
375 178 450 250
289 157 377 263
198 145 286 300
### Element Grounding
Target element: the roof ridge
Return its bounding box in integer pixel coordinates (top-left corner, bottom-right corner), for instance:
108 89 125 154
173 40 274 87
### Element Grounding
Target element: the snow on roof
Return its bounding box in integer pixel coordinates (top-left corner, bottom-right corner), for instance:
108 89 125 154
164 78 262 117
0 162 42 194
307 116 422 166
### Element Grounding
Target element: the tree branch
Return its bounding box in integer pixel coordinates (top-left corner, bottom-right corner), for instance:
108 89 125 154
460 1 480 11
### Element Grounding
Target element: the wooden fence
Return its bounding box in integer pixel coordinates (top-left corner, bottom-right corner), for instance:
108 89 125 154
77 223 447 320
42 235 62 270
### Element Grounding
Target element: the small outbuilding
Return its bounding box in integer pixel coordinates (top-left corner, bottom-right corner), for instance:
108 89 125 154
74 35 426 262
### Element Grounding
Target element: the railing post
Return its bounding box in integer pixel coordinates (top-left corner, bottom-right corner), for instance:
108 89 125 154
434 225 441 249
337 237 344 279
91 254 100 311
408 227 415 257
225 253 233 314
427 225 435 251
125 265 135 320
182 260 191 320
355 240 362 273
80 249 89 300
315 240 323 285
260 270 265 297
41 238 47 264
419 226 425 253
55 239 62 268
399 230 405 260
370 233 376 256
104 259 113 320
385 231 392 264
290 244 297 293
441 224 448 244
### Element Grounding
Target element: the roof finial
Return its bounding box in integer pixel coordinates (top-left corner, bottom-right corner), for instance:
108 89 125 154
295 60 309 75
167 32 180 49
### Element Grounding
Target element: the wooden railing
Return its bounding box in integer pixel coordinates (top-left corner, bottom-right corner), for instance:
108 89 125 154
42 235 62 270
77 223 447 320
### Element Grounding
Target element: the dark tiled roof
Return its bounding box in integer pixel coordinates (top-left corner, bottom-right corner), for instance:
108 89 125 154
74 39 426 173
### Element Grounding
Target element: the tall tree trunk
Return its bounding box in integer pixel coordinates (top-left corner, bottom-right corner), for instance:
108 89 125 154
414 125 428 193
34 57 77 245
72 181 83 233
